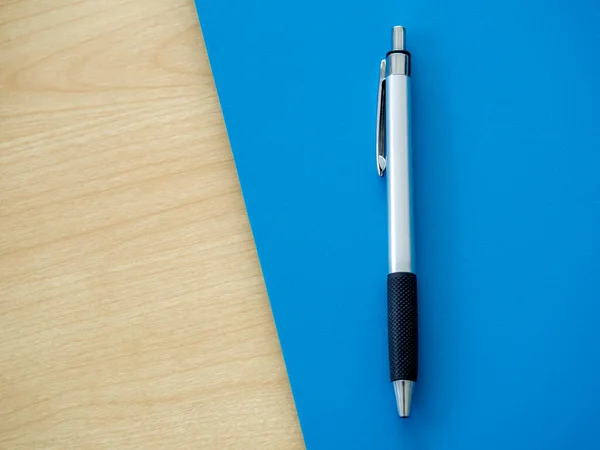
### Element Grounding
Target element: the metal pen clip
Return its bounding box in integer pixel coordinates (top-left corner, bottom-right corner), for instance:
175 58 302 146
376 59 387 176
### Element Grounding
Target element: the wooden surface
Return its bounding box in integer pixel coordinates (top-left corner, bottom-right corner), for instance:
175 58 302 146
0 0 303 448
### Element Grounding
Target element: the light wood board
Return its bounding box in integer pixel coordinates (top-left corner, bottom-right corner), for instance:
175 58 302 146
0 0 303 447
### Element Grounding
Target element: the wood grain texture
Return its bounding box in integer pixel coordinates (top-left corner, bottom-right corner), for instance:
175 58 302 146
0 0 303 448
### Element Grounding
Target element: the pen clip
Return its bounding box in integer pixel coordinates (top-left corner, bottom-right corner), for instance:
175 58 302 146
376 59 387 176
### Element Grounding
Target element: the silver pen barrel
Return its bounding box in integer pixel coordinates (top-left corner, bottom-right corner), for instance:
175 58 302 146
386 26 413 274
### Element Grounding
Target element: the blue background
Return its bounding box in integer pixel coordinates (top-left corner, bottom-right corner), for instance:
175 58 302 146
195 0 600 448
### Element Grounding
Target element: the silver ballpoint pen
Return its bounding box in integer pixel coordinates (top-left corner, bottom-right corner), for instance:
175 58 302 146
376 26 418 418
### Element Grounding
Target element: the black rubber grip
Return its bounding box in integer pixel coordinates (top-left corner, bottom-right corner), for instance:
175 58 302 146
387 272 418 382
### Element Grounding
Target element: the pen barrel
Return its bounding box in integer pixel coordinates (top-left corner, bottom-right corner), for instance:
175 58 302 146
385 69 417 383
388 272 418 382
386 74 414 273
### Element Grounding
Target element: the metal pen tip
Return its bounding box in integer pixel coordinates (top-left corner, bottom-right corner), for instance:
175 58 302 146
392 26 406 51
393 380 414 418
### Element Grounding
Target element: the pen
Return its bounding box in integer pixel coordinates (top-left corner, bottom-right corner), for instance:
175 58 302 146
376 26 418 418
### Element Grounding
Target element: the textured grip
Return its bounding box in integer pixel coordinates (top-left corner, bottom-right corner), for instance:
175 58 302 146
388 272 418 382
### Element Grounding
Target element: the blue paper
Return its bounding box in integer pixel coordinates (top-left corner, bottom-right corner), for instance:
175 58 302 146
195 0 600 448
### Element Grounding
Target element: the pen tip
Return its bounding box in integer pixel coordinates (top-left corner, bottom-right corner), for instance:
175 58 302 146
393 380 414 418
